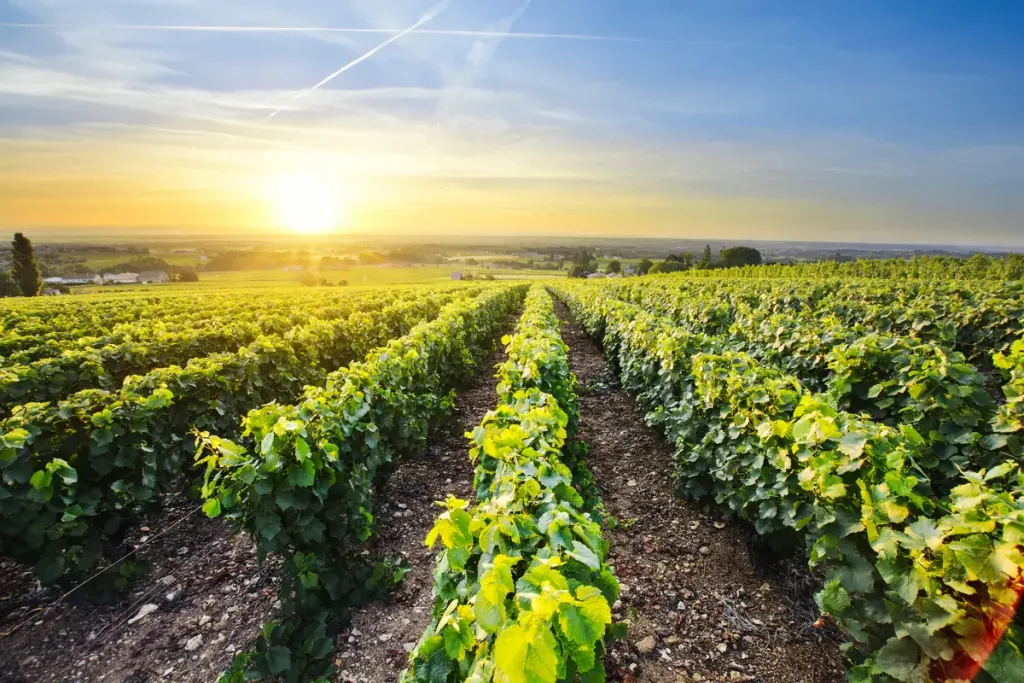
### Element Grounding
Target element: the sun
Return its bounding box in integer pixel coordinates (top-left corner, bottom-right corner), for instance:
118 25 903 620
270 171 348 235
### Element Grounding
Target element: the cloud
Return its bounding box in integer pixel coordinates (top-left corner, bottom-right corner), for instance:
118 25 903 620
0 21 653 43
265 0 456 119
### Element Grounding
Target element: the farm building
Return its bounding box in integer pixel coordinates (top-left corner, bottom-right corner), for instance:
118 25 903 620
138 271 170 284
102 272 139 284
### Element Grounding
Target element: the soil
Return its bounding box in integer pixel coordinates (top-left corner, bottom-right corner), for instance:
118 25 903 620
554 300 847 683
332 341 510 683
0 494 280 683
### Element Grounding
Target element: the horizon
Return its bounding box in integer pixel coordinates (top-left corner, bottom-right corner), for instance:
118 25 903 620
2 1 1024 247
14 227 1023 254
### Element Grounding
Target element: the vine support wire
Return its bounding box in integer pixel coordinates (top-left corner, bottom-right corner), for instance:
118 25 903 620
0 503 203 638
77 507 257 658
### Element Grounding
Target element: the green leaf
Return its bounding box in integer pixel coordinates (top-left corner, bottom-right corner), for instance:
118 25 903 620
260 430 275 455
873 637 925 681
494 623 559 683
202 498 222 518
294 436 311 462
899 424 925 448
29 469 51 490
256 513 282 541
558 596 605 647
418 644 456 683
817 579 851 615
901 518 944 551
837 434 867 459
568 540 600 570
287 460 316 488
980 433 1010 451
475 555 518 633
877 558 923 604
266 646 291 675
984 461 1016 481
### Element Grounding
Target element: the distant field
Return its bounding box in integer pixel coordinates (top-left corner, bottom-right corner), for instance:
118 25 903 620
72 265 558 293
40 249 204 270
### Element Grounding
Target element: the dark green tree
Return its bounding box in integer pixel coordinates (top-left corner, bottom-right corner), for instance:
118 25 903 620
11 232 41 296
566 248 595 277
665 252 695 268
0 270 20 297
606 259 622 274
701 244 712 267
177 268 200 283
649 260 688 274
719 246 763 267
637 258 654 275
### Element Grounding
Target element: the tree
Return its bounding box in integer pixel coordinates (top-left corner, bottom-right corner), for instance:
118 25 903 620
177 268 199 283
11 232 41 296
719 246 763 268
665 252 695 268
570 247 595 270
606 259 622 274
637 258 654 275
0 270 20 297
701 244 712 267
649 261 688 274
567 247 595 278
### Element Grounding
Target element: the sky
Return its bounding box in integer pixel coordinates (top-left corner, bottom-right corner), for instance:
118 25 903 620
1 0 1023 246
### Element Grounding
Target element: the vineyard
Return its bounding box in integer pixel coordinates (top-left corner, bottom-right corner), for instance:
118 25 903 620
0 272 1022 683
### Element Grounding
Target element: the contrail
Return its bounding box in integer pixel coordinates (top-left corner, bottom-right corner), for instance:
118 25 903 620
0 21 655 44
265 0 454 120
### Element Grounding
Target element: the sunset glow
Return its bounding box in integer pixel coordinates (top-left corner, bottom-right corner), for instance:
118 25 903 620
269 172 348 235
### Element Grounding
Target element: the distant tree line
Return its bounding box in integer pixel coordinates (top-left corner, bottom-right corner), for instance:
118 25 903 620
566 243 765 278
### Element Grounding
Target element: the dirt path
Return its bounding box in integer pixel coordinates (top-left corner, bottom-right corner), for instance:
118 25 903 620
332 339 511 683
0 494 279 683
555 301 846 683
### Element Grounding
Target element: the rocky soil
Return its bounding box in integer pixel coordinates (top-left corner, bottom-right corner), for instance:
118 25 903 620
0 494 280 683
331 336 511 682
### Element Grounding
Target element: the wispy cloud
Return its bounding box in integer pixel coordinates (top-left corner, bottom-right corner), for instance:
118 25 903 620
265 0 456 119
0 21 653 43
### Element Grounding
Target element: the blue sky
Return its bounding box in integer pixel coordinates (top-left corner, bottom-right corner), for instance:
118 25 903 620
1 0 1023 245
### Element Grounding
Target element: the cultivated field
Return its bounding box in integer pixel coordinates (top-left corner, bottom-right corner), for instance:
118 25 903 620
1 272 1022 683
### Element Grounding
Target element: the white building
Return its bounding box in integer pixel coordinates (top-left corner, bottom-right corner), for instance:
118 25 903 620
43 276 64 284
586 272 608 279
138 271 170 284
103 272 139 284
65 275 103 285
451 271 463 281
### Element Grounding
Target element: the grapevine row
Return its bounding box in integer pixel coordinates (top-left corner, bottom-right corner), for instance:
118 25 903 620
195 284 526 682
602 276 1024 365
0 287 427 412
553 281 1023 683
0 289 359 366
403 286 619 683
595 280 1017 490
